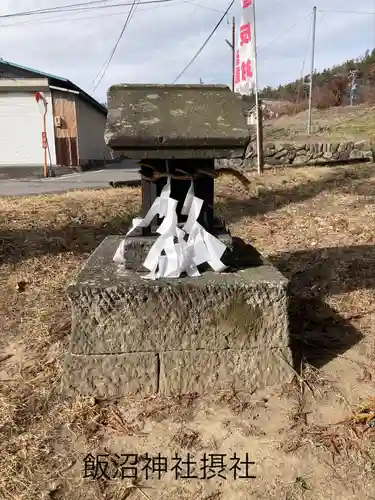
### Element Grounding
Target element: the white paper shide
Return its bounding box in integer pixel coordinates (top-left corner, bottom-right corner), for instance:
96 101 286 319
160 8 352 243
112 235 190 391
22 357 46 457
113 178 228 280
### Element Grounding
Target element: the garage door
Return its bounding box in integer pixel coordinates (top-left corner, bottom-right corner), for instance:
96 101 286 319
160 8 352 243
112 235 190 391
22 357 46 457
0 91 54 166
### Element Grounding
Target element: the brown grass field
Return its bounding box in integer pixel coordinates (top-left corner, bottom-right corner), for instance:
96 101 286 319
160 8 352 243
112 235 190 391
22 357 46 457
265 104 375 143
1 164 375 500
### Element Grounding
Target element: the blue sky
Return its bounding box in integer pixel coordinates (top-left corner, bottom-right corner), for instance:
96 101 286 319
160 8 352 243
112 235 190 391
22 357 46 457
0 0 374 102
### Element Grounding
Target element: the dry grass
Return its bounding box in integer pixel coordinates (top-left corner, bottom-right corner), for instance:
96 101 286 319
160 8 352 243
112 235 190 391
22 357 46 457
1 165 375 499
265 104 375 143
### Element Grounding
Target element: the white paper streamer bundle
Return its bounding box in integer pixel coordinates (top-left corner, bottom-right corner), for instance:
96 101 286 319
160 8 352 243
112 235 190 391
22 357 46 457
113 178 228 280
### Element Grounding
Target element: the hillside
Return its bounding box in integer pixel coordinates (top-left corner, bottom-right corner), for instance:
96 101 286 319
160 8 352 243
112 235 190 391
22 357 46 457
265 104 375 143
261 48 375 109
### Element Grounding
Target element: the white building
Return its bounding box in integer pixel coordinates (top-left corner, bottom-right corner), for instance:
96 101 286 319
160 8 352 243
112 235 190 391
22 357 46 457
0 59 111 172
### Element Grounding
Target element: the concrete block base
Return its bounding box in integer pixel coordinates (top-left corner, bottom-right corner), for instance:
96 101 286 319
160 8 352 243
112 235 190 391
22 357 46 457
62 235 293 397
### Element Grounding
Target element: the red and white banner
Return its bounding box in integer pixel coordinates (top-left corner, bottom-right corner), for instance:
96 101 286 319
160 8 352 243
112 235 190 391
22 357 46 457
234 0 256 95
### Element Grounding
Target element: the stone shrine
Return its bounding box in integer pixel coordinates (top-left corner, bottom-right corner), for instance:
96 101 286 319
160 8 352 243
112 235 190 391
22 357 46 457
62 84 293 397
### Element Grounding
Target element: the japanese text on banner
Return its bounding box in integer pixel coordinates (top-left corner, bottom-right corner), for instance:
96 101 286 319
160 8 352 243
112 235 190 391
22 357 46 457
234 0 256 95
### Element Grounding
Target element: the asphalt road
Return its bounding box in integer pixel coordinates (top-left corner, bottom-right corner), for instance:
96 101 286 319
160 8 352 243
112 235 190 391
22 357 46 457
0 161 141 197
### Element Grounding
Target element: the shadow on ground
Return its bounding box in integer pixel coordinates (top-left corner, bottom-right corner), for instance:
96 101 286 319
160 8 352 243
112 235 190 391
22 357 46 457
0 212 137 266
216 163 375 224
1 164 375 266
1 168 374 373
270 244 375 370
0 221 370 372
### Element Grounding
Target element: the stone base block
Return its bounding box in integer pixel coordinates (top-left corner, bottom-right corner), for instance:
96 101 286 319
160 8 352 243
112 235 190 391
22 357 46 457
62 235 293 397
160 349 293 396
62 352 158 397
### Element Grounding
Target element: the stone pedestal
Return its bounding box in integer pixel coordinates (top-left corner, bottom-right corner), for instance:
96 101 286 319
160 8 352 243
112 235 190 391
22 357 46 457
62 236 293 397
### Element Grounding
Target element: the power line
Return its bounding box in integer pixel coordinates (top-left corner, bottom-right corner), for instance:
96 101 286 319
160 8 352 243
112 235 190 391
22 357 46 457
318 9 375 15
0 3 185 29
0 0 178 19
184 1 227 14
172 0 235 83
0 0 114 18
0 0 217 28
257 12 311 55
0 0 132 18
0 0 213 28
92 0 140 90
0 0 109 18
92 0 139 89
296 11 313 104
300 15 312 78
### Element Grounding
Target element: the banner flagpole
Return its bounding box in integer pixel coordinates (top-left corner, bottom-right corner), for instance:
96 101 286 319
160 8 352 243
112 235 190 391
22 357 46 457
252 0 264 174
234 0 264 174
35 91 49 178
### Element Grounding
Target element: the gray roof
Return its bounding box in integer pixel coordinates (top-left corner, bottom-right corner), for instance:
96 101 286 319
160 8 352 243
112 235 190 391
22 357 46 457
0 59 107 115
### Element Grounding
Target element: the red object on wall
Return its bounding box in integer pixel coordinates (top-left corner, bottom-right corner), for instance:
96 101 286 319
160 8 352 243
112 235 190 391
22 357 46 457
42 131 47 149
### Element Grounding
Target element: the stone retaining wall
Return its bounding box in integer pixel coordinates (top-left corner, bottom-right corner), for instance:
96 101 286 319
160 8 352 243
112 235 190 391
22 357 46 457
253 140 374 166
217 140 374 170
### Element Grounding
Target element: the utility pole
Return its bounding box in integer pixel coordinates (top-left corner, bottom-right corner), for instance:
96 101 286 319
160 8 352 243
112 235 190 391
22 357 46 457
307 6 317 135
225 16 235 91
349 69 358 106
